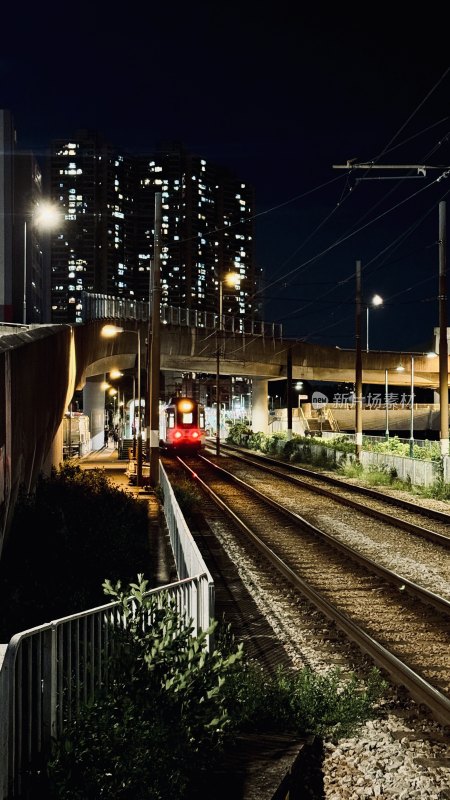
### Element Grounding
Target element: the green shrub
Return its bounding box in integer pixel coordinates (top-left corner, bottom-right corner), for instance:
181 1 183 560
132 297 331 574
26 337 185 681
46 576 387 798
0 464 151 640
211 660 386 742
169 476 203 523
47 576 244 799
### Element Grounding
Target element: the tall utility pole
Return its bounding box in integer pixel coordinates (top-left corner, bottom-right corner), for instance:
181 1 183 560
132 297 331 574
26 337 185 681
286 346 292 439
149 192 162 487
355 261 363 460
216 280 223 457
334 161 450 459
438 201 449 456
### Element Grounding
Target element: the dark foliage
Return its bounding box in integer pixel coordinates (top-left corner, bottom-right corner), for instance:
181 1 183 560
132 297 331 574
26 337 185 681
0 464 151 640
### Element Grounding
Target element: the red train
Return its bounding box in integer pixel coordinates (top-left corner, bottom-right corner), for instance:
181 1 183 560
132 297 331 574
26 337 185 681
160 397 206 451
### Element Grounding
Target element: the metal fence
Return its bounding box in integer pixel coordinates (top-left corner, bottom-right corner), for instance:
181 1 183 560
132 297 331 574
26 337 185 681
0 462 215 799
311 432 446 487
81 291 283 339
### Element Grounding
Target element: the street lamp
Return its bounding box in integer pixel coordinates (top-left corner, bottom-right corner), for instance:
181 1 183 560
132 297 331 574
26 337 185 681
396 359 414 457
23 202 61 324
396 352 436 458
366 294 383 353
216 271 240 456
109 387 118 428
101 324 142 485
384 368 389 440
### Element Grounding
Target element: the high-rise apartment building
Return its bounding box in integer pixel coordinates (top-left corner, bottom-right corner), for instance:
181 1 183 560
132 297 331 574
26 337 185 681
15 154 47 324
48 134 259 325
0 109 46 325
0 110 15 322
135 141 257 322
49 131 136 324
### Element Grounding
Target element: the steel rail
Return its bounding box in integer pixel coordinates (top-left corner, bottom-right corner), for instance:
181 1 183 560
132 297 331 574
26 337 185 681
213 444 450 549
213 442 450 525
177 454 450 727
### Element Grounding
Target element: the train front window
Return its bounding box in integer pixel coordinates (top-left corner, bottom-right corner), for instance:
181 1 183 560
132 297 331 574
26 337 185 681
168 412 175 428
181 412 193 424
199 411 205 428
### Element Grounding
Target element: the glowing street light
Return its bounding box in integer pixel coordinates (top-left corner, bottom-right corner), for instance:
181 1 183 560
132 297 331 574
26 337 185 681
366 294 383 353
23 201 61 324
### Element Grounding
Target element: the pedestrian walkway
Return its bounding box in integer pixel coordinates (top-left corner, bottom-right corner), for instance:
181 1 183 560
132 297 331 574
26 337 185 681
79 442 122 467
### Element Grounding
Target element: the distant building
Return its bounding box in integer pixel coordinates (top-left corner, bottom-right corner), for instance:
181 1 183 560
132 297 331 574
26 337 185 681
134 141 258 322
0 109 46 324
48 130 135 324
0 110 15 322
47 133 259 325
15 153 47 324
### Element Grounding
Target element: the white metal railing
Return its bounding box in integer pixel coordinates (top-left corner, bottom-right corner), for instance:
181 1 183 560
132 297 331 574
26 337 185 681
0 462 215 799
159 461 215 644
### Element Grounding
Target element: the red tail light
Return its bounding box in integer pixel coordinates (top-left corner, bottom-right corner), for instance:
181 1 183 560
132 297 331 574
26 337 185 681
174 430 182 440
191 430 199 439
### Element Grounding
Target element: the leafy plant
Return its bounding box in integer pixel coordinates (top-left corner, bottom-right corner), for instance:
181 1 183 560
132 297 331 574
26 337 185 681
222 662 387 741
47 575 244 799
226 422 449 503
0 464 151 640
170 476 203 522
46 576 387 798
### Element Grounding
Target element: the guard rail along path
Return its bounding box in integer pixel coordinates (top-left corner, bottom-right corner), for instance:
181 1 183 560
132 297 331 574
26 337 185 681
0 462 214 800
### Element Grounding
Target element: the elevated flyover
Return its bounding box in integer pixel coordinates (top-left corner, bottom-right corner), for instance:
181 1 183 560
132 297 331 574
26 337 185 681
77 319 443 388
0 307 448 555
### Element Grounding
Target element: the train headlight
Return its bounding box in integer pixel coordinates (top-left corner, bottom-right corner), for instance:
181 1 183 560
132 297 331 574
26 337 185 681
178 399 194 413
174 430 182 440
191 431 199 439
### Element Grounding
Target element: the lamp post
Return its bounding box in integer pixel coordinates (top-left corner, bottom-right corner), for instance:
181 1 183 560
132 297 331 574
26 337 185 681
355 261 363 460
23 202 61 324
366 294 383 353
101 324 142 485
385 368 389 440
409 356 415 458
397 352 436 457
149 191 162 488
109 388 118 430
216 271 240 456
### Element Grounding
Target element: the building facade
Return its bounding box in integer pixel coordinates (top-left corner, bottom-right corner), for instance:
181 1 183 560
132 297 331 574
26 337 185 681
0 109 47 325
47 134 259 325
0 110 15 322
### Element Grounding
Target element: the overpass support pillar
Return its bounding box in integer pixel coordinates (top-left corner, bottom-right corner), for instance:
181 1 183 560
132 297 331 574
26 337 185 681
83 377 106 452
42 421 64 476
251 378 269 435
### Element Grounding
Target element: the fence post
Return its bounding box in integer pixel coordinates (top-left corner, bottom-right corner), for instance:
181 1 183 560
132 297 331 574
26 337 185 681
42 628 57 753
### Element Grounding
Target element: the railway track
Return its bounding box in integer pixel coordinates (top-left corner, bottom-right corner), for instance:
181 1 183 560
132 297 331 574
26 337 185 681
210 442 450 545
162 451 450 727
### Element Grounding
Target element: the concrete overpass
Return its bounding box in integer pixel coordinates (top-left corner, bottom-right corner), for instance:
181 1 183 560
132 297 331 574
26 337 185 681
1 309 448 555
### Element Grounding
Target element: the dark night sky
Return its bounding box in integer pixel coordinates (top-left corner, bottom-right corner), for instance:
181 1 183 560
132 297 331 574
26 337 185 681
2 3 450 352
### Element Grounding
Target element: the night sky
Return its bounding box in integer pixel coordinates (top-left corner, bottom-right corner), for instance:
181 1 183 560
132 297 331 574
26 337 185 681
3 3 450 352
